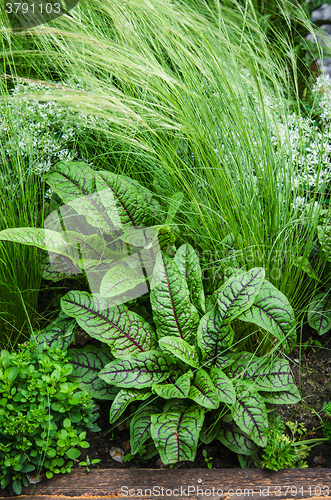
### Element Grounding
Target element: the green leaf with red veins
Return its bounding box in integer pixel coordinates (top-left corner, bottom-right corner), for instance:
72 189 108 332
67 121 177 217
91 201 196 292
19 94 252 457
175 244 205 314
197 305 234 364
216 268 265 322
217 426 259 456
130 403 160 455
46 161 113 232
260 386 301 405
232 382 268 447
151 400 204 464
158 336 200 368
61 290 157 356
96 170 155 228
0 227 79 263
239 281 296 353
209 367 236 405
235 356 295 392
98 351 174 388
68 345 118 400
152 371 193 399
109 389 152 424
308 292 331 335
150 252 199 344
188 369 219 409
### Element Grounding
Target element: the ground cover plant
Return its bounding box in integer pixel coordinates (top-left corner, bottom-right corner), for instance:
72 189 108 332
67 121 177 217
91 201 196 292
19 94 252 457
0 338 100 495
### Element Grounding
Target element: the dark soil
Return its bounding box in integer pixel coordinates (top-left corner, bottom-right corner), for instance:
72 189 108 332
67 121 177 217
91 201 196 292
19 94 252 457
73 328 331 473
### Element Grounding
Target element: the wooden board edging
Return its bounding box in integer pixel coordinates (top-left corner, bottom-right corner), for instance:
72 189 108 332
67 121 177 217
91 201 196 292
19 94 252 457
0 468 330 500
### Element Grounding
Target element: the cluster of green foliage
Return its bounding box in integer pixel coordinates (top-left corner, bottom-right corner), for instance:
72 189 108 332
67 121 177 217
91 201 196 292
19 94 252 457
0 341 99 495
0 161 302 467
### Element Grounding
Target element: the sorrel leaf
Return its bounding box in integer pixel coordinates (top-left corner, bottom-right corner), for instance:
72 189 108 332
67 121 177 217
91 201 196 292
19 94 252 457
152 371 193 399
100 260 148 299
216 268 265 322
68 345 118 400
308 292 331 335
158 336 200 368
238 281 296 353
130 403 160 454
150 252 199 344
98 351 174 388
174 244 206 313
209 367 236 404
41 252 80 281
46 161 112 231
96 170 155 227
197 305 233 364
239 357 295 392
188 369 219 409
0 227 79 263
217 427 259 456
61 290 157 356
151 400 204 464
232 382 268 447
32 317 76 351
109 389 152 424
260 386 301 405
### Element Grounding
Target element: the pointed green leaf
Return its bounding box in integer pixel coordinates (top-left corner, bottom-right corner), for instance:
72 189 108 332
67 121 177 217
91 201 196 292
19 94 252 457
100 259 148 299
46 162 113 231
197 305 233 364
189 369 219 409
308 292 331 335
151 400 204 464
260 386 301 405
158 336 200 368
239 357 296 392
0 227 80 263
209 367 236 405
239 281 296 353
130 403 160 455
109 389 152 424
68 345 118 400
150 252 199 344
175 244 205 313
216 268 265 322
232 382 268 447
32 317 76 351
98 351 174 388
152 371 193 399
96 171 155 227
217 427 259 456
61 291 157 356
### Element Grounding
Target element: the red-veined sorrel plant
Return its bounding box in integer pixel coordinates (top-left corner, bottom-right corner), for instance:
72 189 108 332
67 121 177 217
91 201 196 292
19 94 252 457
0 160 300 465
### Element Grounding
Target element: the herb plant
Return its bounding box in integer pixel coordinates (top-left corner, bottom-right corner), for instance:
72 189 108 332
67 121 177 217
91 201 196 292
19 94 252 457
0 160 301 467
0 340 99 495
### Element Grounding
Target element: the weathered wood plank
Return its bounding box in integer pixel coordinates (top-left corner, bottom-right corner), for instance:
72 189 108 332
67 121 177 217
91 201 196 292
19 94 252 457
0 468 330 500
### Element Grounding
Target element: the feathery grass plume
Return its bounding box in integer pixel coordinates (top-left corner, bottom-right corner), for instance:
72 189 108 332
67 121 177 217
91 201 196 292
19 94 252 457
0 0 331 323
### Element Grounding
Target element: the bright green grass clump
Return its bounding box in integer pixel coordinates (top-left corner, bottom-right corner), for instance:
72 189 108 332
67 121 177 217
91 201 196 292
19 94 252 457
0 0 330 328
